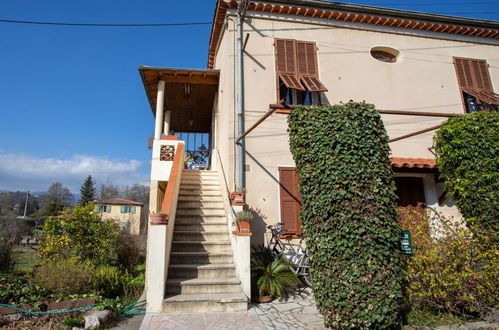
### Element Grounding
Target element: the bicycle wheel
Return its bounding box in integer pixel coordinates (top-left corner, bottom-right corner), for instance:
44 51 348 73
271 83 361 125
300 258 313 287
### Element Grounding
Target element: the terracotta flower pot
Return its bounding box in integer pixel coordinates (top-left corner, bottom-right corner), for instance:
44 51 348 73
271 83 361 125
229 192 245 205
236 220 251 233
149 213 168 225
259 295 273 303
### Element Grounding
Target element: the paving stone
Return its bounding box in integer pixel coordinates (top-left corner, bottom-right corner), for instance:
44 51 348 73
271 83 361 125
273 303 301 313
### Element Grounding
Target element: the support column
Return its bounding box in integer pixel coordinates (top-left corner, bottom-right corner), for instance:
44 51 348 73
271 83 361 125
154 80 165 140
163 110 171 135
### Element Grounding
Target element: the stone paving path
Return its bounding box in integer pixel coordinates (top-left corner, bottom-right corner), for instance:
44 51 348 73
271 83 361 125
252 288 327 329
139 288 327 330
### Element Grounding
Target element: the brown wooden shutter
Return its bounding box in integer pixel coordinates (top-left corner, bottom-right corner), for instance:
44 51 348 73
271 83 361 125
454 57 493 92
275 39 305 90
454 57 498 107
279 167 302 235
296 41 328 92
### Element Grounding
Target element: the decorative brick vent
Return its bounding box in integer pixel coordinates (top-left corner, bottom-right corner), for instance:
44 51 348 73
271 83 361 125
160 145 176 161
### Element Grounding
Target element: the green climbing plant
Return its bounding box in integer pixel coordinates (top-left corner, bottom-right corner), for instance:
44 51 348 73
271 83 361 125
288 102 403 328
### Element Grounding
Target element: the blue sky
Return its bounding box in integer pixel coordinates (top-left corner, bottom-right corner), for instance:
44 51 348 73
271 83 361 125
0 0 498 193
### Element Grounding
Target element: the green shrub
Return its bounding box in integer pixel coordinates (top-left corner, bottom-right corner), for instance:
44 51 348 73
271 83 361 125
288 102 403 328
32 260 97 295
94 265 130 298
402 209 498 317
61 315 84 328
0 272 55 306
433 112 499 234
38 203 120 265
0 238 14 272
117 233 144 272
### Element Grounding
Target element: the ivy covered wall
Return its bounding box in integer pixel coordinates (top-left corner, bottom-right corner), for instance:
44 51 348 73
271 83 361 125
288 102 403 328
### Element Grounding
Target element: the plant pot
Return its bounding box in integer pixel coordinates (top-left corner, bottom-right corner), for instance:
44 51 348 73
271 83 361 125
236 220 251 233
149 214 168 225
259 295 273 303
229 192 245 205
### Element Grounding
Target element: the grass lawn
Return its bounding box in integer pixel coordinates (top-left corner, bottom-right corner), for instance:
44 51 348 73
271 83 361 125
12 245 37 274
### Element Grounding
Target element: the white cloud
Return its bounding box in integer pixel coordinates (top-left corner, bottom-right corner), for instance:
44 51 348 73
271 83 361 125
0 152 149 193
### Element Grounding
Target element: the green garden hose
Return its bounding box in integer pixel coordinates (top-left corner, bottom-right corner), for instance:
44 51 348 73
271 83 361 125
0 303 96 315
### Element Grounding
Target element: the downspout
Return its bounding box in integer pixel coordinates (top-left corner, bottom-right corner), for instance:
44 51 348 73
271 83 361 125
236 0 245 190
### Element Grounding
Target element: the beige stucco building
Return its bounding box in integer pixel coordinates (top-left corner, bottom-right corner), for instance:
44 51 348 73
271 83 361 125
95 198 142 235
139 0 498 313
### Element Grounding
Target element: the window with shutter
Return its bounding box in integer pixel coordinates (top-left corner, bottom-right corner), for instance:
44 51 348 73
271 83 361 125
453 57 498 113
275 39 327 106
278 167 302 236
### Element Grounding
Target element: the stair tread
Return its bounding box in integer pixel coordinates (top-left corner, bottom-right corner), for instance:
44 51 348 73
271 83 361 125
169 263 235 269
164 293 247 303
170 251 232 255
172 241 230 244
173 231 228 234
167 278 240 285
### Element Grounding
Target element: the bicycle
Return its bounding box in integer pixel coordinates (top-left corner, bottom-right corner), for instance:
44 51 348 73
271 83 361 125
267 222 312 287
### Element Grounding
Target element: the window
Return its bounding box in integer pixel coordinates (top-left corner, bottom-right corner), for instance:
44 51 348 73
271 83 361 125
453 57 498 113
275 39 327 106
370 46 399 63
96 205 112 213
120 205 136 214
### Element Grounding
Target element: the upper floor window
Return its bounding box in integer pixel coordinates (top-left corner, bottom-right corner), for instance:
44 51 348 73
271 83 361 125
96 205 112 213
274 39 328 106
453 57 498 113
120 205 136 214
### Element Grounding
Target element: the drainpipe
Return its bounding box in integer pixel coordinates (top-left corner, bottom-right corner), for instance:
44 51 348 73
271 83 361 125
236 0 245 191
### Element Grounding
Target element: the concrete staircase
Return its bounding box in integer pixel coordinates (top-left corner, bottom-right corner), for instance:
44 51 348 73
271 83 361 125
163 169 247 313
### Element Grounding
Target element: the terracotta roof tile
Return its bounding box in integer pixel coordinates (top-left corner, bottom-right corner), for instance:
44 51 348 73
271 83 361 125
391 157 436 169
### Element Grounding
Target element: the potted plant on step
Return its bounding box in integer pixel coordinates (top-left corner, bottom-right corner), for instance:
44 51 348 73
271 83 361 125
229 188 245 205
235 210 252 233
149 211 168 225
253 256 300 303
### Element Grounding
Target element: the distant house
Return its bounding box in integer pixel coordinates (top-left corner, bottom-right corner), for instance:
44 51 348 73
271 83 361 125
94 198 143 235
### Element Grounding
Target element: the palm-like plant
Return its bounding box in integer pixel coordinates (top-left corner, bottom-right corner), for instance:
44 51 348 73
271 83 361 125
254 257 301 298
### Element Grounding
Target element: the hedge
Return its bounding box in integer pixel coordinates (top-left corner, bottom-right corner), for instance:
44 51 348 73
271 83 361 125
288 102 403 328
433 111 498 235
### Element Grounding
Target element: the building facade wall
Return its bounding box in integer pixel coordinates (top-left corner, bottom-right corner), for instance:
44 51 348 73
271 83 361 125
99 205 142 235
214 12 498 242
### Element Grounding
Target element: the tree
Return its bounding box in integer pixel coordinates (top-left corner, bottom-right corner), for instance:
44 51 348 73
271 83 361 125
99 184 121 200
79 175 96 205
41 182 72 208
123 184 150 233
288 102 403 328
38 203 120 265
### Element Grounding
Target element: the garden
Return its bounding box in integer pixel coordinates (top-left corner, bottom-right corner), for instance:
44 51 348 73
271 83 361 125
0 203 146 329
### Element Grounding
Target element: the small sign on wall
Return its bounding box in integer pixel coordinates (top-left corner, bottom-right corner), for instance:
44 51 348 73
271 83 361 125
400 230 413 255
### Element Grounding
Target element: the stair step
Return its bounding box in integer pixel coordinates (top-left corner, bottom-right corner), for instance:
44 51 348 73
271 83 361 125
163 293 247 313
183 170 218 176
177 195 224 202
175 215 227 224
166 278 241 294
170 252 233 264
174 222 227 231
179 189 222 196
172 241 231 253
180 184 221 191
177 201 225 209
168 264 236 279
180 179 219 185
176 208 225 216
173 231 229 241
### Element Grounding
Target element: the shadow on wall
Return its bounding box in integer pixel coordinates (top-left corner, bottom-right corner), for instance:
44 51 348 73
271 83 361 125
246 207 268 246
